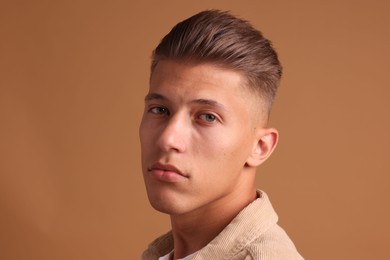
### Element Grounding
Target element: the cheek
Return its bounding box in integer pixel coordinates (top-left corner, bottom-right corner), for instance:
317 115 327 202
139 124 155 155
139 117 148 144
139 127 148 150
197 128 251 167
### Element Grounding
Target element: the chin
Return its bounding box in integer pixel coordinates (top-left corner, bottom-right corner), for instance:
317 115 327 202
149 200 188 215
147 189 191 215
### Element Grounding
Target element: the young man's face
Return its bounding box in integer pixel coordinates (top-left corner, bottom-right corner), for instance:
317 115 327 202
139 60 267 216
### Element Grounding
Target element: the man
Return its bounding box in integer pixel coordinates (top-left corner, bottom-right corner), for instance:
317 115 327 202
139 10 303 260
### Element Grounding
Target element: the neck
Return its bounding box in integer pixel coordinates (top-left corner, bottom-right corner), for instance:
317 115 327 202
170 185 257 259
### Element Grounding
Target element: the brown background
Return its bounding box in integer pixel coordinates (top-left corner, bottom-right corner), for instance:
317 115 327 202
1 0 389 259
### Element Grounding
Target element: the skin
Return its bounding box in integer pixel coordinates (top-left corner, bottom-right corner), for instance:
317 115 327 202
139 60 278 259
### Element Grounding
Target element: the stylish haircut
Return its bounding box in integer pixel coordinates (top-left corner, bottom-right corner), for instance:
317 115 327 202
151 10 282 112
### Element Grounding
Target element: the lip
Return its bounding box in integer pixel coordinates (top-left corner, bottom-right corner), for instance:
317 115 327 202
148 162 188 182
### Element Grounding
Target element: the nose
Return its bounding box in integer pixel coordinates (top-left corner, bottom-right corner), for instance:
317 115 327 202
156 112 188 153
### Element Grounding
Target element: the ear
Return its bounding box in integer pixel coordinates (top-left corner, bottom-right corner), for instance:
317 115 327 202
246 128 279 167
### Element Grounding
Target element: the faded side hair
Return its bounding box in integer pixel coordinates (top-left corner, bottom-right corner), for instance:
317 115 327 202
151 10 282 112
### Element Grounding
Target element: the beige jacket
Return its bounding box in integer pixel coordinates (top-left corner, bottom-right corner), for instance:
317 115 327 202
142 190 304 260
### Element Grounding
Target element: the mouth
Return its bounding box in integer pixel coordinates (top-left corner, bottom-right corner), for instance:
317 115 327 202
147 162 188 182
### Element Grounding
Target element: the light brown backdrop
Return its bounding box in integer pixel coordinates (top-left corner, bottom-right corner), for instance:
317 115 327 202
1 0 389 259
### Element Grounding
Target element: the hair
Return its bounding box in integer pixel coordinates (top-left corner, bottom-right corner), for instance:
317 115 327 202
151 10 282 113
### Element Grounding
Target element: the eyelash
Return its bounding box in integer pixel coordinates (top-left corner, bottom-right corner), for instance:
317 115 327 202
198 113 217 123
147 106 220 124
149 106 169 116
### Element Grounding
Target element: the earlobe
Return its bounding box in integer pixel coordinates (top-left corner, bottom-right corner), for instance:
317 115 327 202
246 128 278 167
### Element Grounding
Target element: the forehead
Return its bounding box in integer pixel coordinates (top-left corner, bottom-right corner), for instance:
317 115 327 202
150 60 247 96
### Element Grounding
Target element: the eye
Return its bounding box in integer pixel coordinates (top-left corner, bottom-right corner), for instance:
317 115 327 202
199 113 217 122
149 106 169 116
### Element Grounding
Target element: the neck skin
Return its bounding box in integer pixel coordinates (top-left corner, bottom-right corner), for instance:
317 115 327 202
170 169 257 260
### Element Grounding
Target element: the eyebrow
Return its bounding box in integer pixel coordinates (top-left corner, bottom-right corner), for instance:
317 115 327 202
144 93 167 101
191 98 226 111
144 93 227 111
